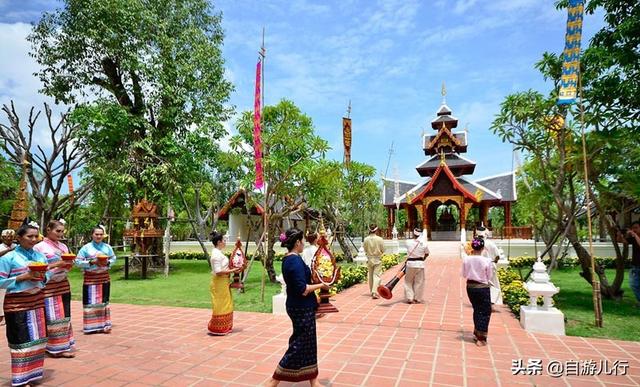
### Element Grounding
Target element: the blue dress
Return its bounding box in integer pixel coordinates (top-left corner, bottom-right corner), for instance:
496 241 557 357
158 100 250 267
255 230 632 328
272 253 319 382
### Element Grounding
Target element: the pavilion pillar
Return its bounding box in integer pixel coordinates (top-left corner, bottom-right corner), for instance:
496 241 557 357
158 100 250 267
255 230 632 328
421 202 429 240
408 206 417 231
460 202 467 242
387 207 393 238
481 202 489 228
505 202 512 238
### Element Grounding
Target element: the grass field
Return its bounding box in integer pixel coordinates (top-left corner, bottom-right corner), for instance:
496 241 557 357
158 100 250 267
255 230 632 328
66 258 282 313
552 268 640 341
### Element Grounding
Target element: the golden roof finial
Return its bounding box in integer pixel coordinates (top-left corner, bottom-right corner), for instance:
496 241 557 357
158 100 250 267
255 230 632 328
441 81 447 104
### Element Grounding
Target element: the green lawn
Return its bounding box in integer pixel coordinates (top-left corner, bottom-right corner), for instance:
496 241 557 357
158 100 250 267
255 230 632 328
552 268 640 341
66 259 282 313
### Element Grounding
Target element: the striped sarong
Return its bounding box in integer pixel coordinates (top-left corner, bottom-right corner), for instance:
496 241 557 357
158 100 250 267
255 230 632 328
4 290 47 386
43 279 75 354
82 271 112 333
273 306 319 382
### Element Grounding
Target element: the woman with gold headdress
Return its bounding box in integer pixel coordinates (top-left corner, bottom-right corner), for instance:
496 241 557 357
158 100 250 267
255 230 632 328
76 225 116 334
0 220 50 386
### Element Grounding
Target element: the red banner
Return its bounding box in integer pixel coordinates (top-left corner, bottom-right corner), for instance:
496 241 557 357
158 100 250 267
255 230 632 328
253 60 264 189
67 174 74 204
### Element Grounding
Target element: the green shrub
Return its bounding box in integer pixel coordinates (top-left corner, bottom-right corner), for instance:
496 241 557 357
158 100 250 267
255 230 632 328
169 251 208 260
332 265 367 292
508 255 629 269
497 267 521 285
501 280 530 318
381 253 401 271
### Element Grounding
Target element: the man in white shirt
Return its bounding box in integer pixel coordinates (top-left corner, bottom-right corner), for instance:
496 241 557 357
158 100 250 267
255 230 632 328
404 228 429 304
476 226 501 304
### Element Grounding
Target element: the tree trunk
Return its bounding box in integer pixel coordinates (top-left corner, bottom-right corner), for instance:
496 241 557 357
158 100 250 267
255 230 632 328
265 227 277 283
335 225 353 262
567 223 622 299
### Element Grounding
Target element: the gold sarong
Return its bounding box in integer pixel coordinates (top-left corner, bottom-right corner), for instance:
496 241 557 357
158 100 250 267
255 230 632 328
207 274 233 335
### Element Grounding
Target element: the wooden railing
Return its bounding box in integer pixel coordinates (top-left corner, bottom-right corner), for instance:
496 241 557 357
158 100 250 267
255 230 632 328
496 226 533 240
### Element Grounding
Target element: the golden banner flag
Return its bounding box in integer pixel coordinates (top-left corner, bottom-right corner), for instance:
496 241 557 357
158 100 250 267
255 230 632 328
343 117 352 166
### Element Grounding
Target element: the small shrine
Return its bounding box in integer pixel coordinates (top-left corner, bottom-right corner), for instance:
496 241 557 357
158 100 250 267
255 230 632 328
8 159 29 231
382 84 523 241
311 221 341 314
123 199 164 279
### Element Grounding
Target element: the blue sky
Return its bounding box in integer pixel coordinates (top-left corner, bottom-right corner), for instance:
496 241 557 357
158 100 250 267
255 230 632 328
0 0 605 184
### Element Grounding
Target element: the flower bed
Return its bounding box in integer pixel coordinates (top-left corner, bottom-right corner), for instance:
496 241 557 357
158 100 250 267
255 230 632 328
332 253 401 293
508 255 628 269
169 251 347 262
498 267 550 318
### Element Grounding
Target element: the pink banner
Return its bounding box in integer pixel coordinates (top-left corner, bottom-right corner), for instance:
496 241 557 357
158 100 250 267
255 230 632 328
253 60 264 189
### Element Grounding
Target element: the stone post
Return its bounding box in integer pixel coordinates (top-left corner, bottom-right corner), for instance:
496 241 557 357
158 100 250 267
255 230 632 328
520 256 565 335
272 274 287 315
353 246 368 266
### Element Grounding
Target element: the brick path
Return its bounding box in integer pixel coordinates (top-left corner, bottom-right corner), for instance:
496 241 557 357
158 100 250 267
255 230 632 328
1 242 639 386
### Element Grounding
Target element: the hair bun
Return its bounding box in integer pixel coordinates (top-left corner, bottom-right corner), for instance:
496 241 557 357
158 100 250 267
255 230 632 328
471 237 485 251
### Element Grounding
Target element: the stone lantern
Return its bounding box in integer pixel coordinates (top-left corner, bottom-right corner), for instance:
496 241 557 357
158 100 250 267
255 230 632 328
353 246 368 266
496 247 509 270
520 256 565 335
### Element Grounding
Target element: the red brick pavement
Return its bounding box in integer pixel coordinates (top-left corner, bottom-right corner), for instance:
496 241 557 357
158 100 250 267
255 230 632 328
0 242 638 386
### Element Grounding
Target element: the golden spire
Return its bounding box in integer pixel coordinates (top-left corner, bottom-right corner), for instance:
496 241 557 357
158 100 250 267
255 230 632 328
319 216 326 236
441 81 447 104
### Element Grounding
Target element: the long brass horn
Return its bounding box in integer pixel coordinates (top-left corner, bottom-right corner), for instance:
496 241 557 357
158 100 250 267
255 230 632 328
377 263 407 300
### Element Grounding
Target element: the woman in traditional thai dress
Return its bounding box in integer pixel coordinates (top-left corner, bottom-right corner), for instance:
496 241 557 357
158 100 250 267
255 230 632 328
0 229 17 327
0 222 50 386
75 225 115 334
267 228 329 387
207 231 241 335
461 237 494 347
34 220 75 357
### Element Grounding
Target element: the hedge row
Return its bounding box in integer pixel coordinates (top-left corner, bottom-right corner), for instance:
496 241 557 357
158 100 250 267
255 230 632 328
508 255 630 269
169 251 348 262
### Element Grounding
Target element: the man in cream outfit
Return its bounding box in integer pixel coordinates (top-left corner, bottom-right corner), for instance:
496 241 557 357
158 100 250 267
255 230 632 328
404 228 429 304
363 224 385 299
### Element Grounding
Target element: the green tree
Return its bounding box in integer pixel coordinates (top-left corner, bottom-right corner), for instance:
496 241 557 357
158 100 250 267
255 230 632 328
306 160 380 261
28 0 233 208
0 156 19 227
230 100 329 282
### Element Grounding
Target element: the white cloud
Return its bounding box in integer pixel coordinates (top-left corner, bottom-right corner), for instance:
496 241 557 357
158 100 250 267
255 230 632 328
453 0 478 14
291 0 330 15
0 22 66 151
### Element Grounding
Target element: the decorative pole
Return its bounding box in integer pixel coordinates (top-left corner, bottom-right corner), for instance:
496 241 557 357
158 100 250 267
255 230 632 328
260 27 268 302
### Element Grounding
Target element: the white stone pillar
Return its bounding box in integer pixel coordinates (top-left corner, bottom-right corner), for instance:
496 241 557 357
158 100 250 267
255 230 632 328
272 274 287 315
520 257 565 335
353 246 368 266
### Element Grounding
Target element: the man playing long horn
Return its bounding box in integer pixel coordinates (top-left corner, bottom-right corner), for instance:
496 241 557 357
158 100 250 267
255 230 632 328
404 228 429 304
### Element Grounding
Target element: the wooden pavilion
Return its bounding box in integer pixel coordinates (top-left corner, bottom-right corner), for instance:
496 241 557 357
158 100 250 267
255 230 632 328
382 94 525 241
